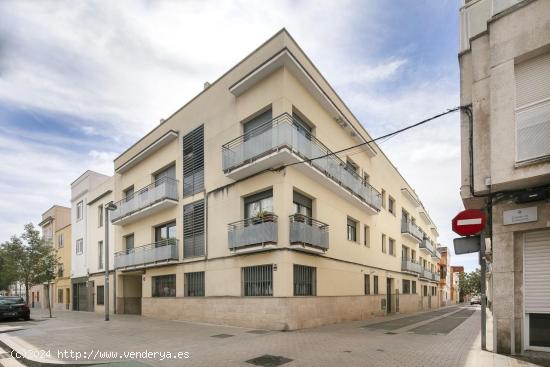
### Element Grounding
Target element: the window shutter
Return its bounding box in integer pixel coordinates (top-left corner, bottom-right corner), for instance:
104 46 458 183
524 230 550 313
182 125 204 197
515 52 550 161
183 200 205 258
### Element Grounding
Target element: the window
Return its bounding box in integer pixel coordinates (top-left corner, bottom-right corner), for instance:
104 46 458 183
98 241 104 270
182 125 204 197
389 238 395 256
155 221 176 245
423 285 428 296
402 279 411 294
98 204 103 227
242 265 273 296
57 289 63 304
183 200 205 258
388 196 395 215
184 272 205 297
58 233 64 248
364 274 370 295
57 263 64 277
363 172 370 184
124 234 134 251
244 189 273 218
37 291 39 302
76 238 83 255
124 186 134 201
363 225 370 247
293 265 316 296
412 281 417 294
432 286 437 296
292 112 313 135
381 234 387 253
244 109 272 134
373 275 379 294
515 51 550 162
76 201 83 221
381 189 386 209
152 275 176 297
293 191 312 218
347 217 358 242
345 158 358 174
96 286 104 305
411 249 416 261
154 164 176 183
402 245 409 260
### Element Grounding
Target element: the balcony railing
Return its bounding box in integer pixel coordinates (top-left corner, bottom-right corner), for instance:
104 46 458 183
420 268 432 280
114 239 179 269
289 214 329 250
432 272 441 282
431 247 441 260
401 258 422 274
401 219 423 241
421 237 435 254
222 113 381 211
111 177 178 223
228 213 278 250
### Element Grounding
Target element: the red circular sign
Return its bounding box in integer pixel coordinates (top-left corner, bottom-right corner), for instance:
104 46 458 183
452 209 487 236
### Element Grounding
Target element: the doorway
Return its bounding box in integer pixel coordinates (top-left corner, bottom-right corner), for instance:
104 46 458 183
386 278 393 313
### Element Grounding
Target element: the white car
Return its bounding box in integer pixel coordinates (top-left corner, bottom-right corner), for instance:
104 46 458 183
470 295 481 305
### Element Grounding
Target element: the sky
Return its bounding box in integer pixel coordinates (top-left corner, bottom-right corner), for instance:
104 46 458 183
0 0 479 271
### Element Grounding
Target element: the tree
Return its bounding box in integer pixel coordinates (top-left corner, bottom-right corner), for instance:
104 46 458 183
458 269 481 302
2 223 59 317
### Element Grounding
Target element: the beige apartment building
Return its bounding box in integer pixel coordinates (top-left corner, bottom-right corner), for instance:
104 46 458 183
459 0 550 354
53 222 71 310
109 29 441 330
34 205 71 310
437 247 454 307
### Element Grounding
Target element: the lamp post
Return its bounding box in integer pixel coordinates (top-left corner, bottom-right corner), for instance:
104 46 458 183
104 201 117 321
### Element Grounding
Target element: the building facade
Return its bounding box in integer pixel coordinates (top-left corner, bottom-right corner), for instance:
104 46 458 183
437 247 454 306
70 170 111 312
459 0 550 354
33 205 71 310
108 29 442 330
53 222 72 310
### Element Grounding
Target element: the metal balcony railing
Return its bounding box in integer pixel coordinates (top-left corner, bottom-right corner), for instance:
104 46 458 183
228 213 278 250
432 272 441 282
222 113 382 210
401 219 423 241
111 177 178 222
289 214 329 250
431 247 441 259
401 258 422 274
420 268 432 280
421 237 435 253
114 239 179 269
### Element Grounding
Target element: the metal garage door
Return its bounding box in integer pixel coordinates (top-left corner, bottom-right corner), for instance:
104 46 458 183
524 229 550 350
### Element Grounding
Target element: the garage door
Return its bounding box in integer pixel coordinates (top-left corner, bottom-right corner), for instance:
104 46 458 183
524 229 550 349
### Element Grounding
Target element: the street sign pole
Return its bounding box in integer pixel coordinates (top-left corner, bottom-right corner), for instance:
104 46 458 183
480 228 486 350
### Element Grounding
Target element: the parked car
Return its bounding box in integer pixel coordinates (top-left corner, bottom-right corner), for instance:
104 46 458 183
0 297 30 321
470 295 481 305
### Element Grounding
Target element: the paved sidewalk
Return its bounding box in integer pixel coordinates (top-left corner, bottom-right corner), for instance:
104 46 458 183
0 305 547 367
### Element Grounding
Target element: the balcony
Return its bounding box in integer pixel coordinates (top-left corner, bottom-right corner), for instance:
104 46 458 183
222 113 381 214
420 237 435 255
420 269 432 280
111 177 178 225
401 258 421 275
289 214 329 253
432 272 441 282
228 213 278 252
401 219 423 242
114 239 179 269
431 247 441 261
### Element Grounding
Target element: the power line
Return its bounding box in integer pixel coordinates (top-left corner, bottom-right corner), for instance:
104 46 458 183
271 106 464 171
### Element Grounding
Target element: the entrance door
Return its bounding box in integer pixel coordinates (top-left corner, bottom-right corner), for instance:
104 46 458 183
386 278 392 313
524 229 550 351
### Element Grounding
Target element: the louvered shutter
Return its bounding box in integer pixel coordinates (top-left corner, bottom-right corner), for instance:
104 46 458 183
183 200 205 258
524 229 550 313
515 52 550 162
182 125 204 197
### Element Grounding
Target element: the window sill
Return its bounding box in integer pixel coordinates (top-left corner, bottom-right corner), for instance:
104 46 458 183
515 154 550 168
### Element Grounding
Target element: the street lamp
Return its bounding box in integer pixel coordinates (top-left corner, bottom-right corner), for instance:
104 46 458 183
104 201 117 321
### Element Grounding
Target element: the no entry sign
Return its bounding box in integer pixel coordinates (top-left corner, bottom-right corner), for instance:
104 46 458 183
452 209 487 236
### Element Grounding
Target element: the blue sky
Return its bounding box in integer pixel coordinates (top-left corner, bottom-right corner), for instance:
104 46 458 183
0 0 478 271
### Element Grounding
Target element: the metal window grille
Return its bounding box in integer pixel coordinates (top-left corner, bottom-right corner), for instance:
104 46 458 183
76 239 83 254
183 200 205 258
96 286 104 305
242 265 273 296
182 125 204 197
402 279 411 294
364 274 370 295
293 265 316 296
412 281 417 294
373 275 379 294
57 289 63 304
184 272 205 297
152 274 176 297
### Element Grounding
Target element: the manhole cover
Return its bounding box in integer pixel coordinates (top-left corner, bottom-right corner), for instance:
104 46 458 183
246 354 293 367
247 330 270 334
384 331 397 335
210 334 234 339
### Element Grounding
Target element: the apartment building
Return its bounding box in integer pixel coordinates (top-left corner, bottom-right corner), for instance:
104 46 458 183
70 170 111 311
33 205 70 310
450 265 463 304
459 0 550 354
437 247 454 306
53 222 71 310
109 29 441 330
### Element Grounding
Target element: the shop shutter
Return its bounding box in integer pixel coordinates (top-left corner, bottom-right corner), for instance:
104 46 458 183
524 229 550 313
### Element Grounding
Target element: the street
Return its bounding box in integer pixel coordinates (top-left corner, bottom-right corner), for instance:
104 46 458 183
0 305 542 367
